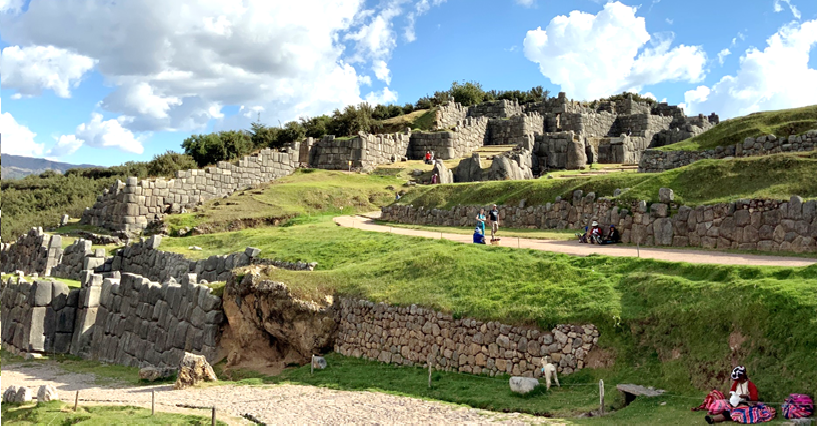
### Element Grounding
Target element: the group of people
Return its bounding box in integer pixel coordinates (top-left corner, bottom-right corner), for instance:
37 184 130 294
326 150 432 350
576 220 621 244
473 204 500 244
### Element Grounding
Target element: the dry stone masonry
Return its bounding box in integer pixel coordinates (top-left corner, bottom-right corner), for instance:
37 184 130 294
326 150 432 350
306 131 411 172
335 299 599 377
382 193 817 253
0 228 63 277
639 130 817 173
409 116 489 160
1 278 77 354
51 239 107 280
81 145 302 235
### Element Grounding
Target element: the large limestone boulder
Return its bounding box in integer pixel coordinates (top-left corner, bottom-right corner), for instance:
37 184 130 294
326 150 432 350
174 352 218 390
222 271 337 372
36 385 59 402
509 376 540 394
431 159 454 184
659 188 674 203
454 153 483 183
566 138 587 169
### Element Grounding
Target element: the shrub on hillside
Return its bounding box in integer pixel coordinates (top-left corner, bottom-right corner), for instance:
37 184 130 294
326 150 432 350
182 131 253 167
147 151 198 178
450 80 486 107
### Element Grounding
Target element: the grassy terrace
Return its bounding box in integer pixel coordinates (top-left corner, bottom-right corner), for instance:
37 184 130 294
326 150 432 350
1 401 223 425
160 215 817 403
396 153 817 208
164 169 403 235
656 104 817 152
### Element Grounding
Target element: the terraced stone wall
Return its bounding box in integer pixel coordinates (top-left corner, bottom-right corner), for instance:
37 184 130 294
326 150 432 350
334 299 599 377
382 194 817 253
639 131 817 173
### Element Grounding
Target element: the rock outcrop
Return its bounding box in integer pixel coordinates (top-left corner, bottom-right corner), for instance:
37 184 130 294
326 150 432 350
174 352 218 390
222 270 337 371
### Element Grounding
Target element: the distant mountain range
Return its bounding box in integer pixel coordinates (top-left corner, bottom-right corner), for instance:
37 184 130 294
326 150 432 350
1 153 101 180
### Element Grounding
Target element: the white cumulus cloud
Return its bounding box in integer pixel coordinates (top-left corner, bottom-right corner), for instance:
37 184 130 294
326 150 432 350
0 0 23 13
774 0 801 20
515 0 536 7
405 0 446 42
717 48 732 64
365 87 399 106
73 113 145 154
0 98 44 157
523 1 707 100
0 45 96 98
373 60 392 84
682 19 817 119
46 135 84 157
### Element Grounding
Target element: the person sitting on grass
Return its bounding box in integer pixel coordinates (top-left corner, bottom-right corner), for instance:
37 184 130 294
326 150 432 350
589 221 603 244
705 366 762 424
604 225 621 243
473 227 486 244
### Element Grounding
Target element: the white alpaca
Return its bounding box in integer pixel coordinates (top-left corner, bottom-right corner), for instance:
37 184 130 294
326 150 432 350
541 356 560 390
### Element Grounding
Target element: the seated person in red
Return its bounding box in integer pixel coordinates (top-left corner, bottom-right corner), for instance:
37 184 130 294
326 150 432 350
706 366 759 424
589 221 603 244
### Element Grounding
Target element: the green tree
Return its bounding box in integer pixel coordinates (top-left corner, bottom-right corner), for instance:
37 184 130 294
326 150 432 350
147 151 198 178
372 104 390 120
387 104 403 118
449 80 485 106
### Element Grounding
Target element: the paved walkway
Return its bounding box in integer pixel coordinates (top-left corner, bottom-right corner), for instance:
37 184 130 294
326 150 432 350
2 363 557 425
334 214 817 267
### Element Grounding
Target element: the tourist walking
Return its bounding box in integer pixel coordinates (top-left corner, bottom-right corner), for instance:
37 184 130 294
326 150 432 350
489 204 499 241
476 208 486 235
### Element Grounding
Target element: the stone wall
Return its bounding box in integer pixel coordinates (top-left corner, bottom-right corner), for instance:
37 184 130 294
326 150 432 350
0 228 62 277
81 146 301 235
1 278 78 355
433 102 468 130
308 131 411 171
487 113 544 146
51 239 107 281
381 194 817 253
468 99 524 119
639 130 817 173
408 116 488 160
455 148 534 183
533 131 587 171
561 112 617 138
334 299 599 377
592 136 651 165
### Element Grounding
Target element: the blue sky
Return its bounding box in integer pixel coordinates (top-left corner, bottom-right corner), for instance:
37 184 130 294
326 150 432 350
1 0 816 167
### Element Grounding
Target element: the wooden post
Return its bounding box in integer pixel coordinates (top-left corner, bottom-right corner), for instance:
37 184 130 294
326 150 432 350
636 243 640 258
311 354 314 376
428 359 433 388
599 379 605 415
518 237 520 248
151 390 155 415
74 390 79 411
211 406 217 426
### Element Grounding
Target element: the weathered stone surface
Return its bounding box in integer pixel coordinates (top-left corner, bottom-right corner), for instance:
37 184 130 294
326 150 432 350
139 367 177 382
14 386 33 402
174 352 218 390
617 384 666 397
658 188 674 203
312 356 328 370
3 386 19 402
37 385 59 402
509 376 540 394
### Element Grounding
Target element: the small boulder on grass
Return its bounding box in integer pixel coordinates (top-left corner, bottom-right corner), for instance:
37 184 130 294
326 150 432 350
3 386 19 402
37 385 59 402
139 367 177 382
312 356 327 370
174 353 218 390
509 376 540 394
14 387 33 402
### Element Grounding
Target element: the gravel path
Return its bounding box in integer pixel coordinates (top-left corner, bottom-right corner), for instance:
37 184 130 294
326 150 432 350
1 362 560 425
336 214 816 267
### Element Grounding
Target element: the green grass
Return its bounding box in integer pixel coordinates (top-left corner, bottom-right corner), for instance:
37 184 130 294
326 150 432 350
1 401 224 425
163 169 404 235
378 108 437 132
159 216 817 402
656 104 817 152
396 153 817 209
0 275 82 288
375 221 578 241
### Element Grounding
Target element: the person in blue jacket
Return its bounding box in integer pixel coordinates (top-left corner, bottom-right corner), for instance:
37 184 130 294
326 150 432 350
473 226 486 244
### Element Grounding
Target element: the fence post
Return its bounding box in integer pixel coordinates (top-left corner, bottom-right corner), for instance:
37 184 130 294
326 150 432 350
636 243 640 258
74 390 79 411
599 379 605 415
428 354 434 388
311 354 315 376
152 390 155 415
211 406 216 426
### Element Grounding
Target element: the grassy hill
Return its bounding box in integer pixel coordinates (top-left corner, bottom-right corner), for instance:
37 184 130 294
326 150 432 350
656 104 817 152
396 152 817 209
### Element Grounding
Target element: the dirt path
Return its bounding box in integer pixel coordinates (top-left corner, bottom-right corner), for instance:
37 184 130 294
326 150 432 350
335 214 817 267
1 363 558 425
